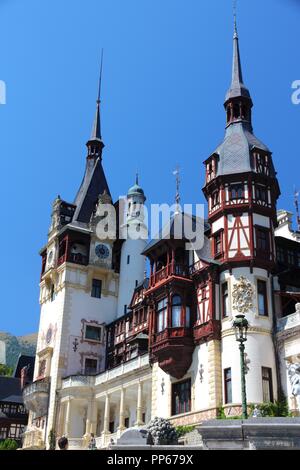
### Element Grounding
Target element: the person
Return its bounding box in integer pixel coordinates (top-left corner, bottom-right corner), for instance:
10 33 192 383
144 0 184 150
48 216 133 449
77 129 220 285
58 436 69 450
88 433 97 450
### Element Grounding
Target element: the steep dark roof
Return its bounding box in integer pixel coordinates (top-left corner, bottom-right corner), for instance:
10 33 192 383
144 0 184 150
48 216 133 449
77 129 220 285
73 158 111 223
13 355 35 381
142 212 208 255
0 377 22 403
214 123 272 176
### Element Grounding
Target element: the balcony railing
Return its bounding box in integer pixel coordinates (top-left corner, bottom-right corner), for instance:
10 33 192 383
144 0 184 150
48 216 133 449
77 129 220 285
277 310 300 333
23 377 50 399
150 263 189 287
62 354 150 390
23 377 50 416
154 327 192 344
57 252 89 267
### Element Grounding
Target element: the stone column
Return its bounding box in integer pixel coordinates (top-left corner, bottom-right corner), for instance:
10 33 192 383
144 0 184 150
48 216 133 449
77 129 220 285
135 381 144 426
118 387 126 431
90 399 97 435
102 394 110 435
64 398 72 436
85 399 92 435
57 401 65 437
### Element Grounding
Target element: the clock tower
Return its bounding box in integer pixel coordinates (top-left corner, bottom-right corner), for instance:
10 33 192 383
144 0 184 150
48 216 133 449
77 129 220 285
27 84 145 444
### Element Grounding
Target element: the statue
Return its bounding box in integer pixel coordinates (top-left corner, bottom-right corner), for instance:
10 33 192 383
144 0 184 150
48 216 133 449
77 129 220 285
251 404 262 418
288 363 300 411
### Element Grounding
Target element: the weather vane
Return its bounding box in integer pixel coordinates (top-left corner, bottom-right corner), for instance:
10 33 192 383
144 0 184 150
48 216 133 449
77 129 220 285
97 48 104 104
294 187 300 232
173 166 180 210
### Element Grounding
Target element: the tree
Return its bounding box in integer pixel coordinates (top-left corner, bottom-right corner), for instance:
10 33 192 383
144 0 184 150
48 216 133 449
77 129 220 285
0 364 13 376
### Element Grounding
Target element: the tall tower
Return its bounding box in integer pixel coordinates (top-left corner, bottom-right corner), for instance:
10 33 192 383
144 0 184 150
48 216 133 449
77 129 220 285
23 85 124 446
117 176 147 318
203 20 280 407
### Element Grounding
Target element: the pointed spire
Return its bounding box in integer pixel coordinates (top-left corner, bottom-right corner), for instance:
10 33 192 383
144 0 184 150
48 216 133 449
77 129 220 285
225 7 251 103
136 171 139 185
90 50 104 141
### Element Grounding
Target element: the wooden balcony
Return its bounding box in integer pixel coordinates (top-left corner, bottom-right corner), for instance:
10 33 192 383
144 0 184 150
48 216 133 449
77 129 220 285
150 327 194 379
149 263 190 287
57 252 89 267
193 319 221 344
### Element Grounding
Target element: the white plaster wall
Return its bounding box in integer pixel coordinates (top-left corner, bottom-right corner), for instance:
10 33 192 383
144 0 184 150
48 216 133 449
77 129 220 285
193 344 210 411
222 332 277 404
212 217 224 234
220 267 273 334
253 213 270 228
117 238 146 318
155 367 171 418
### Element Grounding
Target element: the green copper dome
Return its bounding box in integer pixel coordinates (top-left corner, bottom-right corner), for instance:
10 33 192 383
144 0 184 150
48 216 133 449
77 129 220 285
128 183 144 196
127 174 145 199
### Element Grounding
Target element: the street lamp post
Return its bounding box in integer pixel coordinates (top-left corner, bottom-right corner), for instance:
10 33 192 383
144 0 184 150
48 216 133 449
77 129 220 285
233 314 249 419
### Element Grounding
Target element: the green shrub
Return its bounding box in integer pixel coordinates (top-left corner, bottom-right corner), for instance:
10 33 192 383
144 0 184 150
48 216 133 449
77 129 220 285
48 429 56 450
175 425 195 438
250 398 292 418
0 439 19 450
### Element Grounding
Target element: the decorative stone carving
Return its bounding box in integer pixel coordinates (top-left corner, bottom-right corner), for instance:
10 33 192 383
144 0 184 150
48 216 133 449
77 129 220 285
288 363 300 394
288 363 300 411
232 276 254 313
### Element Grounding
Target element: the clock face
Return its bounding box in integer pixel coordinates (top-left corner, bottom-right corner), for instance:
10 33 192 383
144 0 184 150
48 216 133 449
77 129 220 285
95 244 109 259
48 250 53 263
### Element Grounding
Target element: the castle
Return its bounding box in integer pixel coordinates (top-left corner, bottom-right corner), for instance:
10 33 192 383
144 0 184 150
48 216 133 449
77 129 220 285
22 20 300 449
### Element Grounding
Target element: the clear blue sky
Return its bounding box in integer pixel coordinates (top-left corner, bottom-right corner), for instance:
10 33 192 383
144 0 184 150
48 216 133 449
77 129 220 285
0 0 299 335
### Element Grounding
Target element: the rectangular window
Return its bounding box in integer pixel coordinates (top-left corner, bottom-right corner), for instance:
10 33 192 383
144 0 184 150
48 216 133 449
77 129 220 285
172 379 191 416
124 417 129 428
109 421 115 434
91 279 102 298
256 186 268 203
215 232 222 256
212 191 219 207
287 250 295 265
127 255 130 265
257 280 268 316
84 358 98 375
262 367 274 403
157 298 168 332
222 282 229 318
277 246 285 264
256 228 270 252
85 325 102 342
50 284 55 302
224 368 232 404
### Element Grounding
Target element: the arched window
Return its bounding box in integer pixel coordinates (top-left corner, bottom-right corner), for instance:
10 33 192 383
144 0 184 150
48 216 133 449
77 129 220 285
227 106 231 123
172 295 182 327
